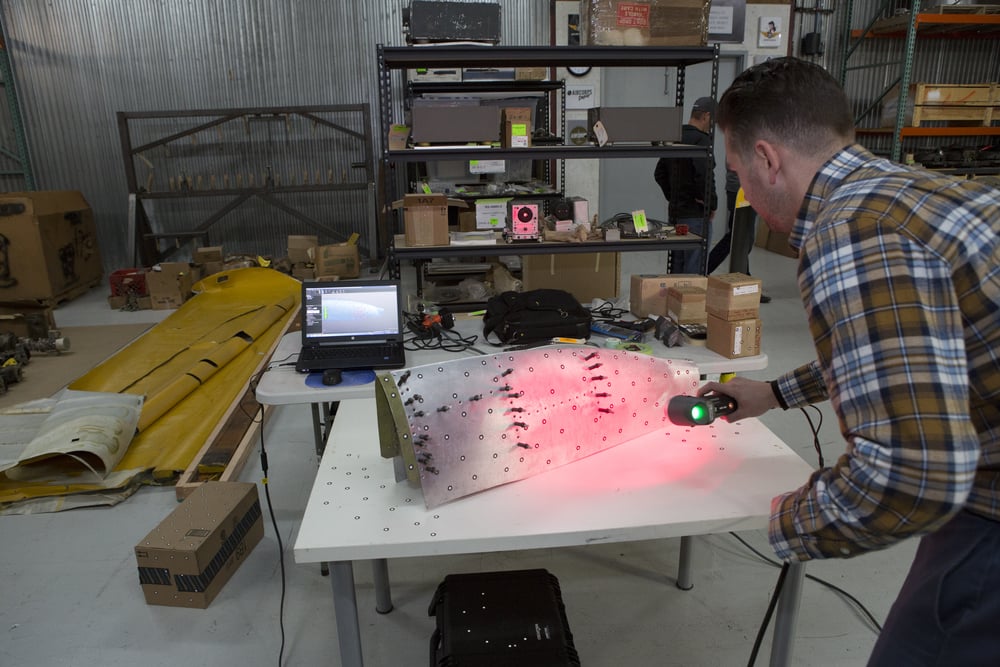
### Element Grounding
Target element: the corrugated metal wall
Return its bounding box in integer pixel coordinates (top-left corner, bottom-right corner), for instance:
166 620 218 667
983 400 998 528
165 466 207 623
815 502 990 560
0 0 547 273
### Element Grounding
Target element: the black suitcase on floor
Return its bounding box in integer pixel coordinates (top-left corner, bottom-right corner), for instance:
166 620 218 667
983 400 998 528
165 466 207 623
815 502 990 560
428 568 581 666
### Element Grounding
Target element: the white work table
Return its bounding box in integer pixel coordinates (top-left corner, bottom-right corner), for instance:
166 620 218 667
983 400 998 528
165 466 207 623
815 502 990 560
295 397 812 667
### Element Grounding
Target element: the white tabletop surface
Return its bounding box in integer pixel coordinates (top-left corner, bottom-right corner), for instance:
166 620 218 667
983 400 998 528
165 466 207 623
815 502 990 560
256 319 768 406
294 398 812 564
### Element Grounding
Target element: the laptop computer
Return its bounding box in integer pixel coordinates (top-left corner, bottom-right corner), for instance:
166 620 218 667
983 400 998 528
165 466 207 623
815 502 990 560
295 279 407 373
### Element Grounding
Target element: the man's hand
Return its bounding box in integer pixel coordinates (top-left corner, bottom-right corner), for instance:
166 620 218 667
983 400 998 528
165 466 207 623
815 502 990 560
697 377 780 422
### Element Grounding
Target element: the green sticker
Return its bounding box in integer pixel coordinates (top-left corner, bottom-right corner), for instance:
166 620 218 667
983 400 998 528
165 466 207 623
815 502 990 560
632 210 648 232
421 182 432 194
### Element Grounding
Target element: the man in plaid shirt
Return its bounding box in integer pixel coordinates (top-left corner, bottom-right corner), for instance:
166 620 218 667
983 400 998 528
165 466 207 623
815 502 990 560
699 58 1000 665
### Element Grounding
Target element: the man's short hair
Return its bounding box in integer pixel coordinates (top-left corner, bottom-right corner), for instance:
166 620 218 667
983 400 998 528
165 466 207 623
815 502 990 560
717 58 854 160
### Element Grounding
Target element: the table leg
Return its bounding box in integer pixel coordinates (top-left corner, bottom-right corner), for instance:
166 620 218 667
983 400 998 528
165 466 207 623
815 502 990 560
330 560 364 667
768 561 805 667
372 558 394 614
676 535 694 590
310 403 324 458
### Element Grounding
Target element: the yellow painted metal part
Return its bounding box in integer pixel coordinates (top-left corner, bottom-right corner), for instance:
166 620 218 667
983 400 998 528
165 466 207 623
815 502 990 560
0 268 300 505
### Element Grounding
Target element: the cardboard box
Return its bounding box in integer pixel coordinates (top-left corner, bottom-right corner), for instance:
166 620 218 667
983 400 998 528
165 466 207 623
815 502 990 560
313 243 359 279
582 0 711 47
134 481 264 609
146 262 199 310
629 273 707 317
515 67 548 81
475 198 510 231
706 315 762 359
666 285 706 324
287 235 318 264
387 124 411 150
587 106 683 144
0 190 102 303
754 225 798 259
394 194 468 247
194 246 223 263
522 252 621 304
502 107 533 148
706 273 762 321
291 262 315 281
0 303 55 338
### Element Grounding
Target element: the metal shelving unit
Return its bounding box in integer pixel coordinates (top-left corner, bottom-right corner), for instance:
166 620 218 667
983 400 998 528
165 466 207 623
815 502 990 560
841 1 1000 163
376 44 720 280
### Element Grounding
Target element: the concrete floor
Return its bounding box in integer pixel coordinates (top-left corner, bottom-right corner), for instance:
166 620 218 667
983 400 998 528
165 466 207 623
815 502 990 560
0 251 915 667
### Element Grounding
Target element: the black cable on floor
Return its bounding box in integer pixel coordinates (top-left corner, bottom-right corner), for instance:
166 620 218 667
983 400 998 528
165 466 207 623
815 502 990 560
730 532 883 634
747 561 790 667
258 407 287 667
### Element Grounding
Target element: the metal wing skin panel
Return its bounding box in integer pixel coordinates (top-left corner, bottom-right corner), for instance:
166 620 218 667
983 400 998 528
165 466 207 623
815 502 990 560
385 346 700 508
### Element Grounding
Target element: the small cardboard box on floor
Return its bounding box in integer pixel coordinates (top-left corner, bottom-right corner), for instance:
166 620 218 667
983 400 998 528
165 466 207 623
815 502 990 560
146 262 199 310
522 252 620 304
629 273 707 317
0 190 102 303
134 481 263 609
312 242 359 279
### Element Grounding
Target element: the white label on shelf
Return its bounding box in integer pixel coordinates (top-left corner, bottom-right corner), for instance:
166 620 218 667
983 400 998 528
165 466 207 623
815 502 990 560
469 159 505 174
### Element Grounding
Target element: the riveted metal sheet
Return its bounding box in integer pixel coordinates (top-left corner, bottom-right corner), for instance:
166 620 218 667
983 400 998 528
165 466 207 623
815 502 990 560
380 345 700 508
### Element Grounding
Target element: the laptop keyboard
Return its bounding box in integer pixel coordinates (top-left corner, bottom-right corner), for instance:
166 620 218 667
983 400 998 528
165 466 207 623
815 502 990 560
301 345 398 361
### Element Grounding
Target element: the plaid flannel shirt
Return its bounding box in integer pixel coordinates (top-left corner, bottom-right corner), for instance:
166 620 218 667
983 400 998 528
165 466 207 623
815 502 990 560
769 144 1000 561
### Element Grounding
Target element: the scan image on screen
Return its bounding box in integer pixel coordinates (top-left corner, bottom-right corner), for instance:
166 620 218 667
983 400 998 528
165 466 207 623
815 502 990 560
302 284 400 339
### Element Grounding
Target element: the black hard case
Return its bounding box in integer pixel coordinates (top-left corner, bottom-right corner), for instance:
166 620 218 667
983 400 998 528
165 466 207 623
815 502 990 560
428 568 581 666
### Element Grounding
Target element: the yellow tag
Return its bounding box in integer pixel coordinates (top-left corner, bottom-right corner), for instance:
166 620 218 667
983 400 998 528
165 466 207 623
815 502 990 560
631 209 649 233
735 188 751 208
346 232 360 245
257 255 271 268
512 123 527 136
421 182 432 194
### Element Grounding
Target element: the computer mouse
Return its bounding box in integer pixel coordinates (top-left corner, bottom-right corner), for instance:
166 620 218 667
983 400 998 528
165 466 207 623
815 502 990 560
322 369 343 386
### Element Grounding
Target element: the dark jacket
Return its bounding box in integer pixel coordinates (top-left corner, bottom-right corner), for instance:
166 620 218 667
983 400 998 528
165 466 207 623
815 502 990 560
654 123 717 220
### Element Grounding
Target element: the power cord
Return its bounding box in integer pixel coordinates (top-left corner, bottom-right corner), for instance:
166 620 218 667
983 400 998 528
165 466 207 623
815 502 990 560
257 408 287 667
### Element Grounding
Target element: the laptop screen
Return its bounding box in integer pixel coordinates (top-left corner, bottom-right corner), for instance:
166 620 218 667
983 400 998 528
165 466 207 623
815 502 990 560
301 280 403 344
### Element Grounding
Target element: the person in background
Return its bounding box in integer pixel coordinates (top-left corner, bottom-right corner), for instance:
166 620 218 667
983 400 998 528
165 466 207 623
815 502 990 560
654 96 717 274
700 57 1000 666
705 169 771 302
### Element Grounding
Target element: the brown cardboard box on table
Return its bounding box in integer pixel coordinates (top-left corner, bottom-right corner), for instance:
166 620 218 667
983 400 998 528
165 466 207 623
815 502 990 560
394 194 468 247
629 273 707 317
522 252 621 304
666 285 707 324
146 262 199 310
706 315 762 359
581 0 711 47
706 273 762 321
312 243 359 279
0 190 102 303
134 481 264 609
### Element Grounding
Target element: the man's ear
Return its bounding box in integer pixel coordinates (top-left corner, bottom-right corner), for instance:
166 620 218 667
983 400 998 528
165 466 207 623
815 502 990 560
754 140 781 185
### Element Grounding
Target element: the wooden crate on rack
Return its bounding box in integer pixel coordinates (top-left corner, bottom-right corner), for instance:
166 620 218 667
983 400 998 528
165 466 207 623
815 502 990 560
882 82 999 127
